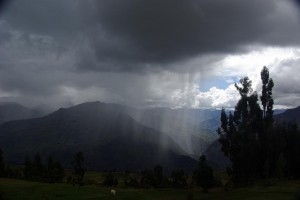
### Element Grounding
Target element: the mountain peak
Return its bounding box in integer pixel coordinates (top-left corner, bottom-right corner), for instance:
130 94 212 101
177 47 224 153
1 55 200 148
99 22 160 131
0 101 194 171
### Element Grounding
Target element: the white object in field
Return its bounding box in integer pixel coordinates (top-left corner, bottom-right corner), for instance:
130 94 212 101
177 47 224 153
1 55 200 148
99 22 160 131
111 189 116 195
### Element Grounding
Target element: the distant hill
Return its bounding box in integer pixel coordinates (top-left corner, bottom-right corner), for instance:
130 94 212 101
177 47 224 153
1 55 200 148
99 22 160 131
275 106 300 125
203 139 230 169
273 109 286 115
0 101 222 157
0 102 197 172
0 102 43 125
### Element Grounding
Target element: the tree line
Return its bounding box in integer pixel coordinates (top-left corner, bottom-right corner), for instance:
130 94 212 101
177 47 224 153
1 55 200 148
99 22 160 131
0 147 217 190
218 66 300 185
0 149 85 186
103 157 217 190
23 153 64 182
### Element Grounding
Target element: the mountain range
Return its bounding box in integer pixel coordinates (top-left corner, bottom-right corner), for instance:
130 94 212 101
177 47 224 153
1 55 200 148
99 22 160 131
0 101 299 172
274 106 300 125
0 102 197 172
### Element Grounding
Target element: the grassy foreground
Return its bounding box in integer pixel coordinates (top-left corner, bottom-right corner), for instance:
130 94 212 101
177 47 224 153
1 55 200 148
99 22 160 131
1 178 300 200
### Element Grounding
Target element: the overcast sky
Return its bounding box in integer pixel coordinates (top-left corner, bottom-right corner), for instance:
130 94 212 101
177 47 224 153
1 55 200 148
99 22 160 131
0 0 300 109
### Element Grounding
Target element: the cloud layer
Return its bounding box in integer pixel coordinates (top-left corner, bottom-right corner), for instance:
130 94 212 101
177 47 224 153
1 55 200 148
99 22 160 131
0 0 299 108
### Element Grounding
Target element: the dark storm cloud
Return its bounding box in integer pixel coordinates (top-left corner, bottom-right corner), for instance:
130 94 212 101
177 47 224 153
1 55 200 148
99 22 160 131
83 0 300 71
0 0 9 14
1 0 299 72
0 0 299 109
1 0 84 41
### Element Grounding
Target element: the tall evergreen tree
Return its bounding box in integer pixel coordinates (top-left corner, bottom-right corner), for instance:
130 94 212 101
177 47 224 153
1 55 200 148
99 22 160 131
47 156 55 182
260 66 274 125
259 67 275 178
194 155 215 190
52 161 64 182
218 66 300 182
276 153 287 179
24 154 64 182
171 169 187 188
218 76 263 184
0 148 6 177
140 169 154 188
47 156 64 183
261 66 269 119
282 123 300 179
153 165 163 188
33 152 46 181
24 156 33 180
71 152 85 186
102 172 118 187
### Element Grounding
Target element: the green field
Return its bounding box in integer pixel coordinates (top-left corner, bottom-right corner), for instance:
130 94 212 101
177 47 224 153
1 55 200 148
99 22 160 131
1 178 300 200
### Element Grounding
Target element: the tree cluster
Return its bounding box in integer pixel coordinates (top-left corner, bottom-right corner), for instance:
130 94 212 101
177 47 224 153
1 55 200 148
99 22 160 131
123 165 188 189
123 160 216 190
193 155 215 190
171 169 187 188
71 151 85 186
23 152 64 183
102 172 119 187
218 67 300 185
139 165 167 188
0 148 5 178
271 122 300 179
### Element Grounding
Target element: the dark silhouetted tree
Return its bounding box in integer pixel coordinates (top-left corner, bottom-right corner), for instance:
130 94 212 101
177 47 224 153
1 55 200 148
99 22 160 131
32 152 46 181
153 165 163 188
259 68 274 125
260 66 274 121
47 156 54 182
23 156 33 180
281 122 300 179
71 152 85 186
102 172 118 187
53 161 64 182
47 156 64 183
194 155 215 191
260 67 275 177
124 177 139 188
276 153 287 179
5 166 13 178
140 165 167 188
0 148 6 177
23 154 64 182
217 66 300 183
171 169 187 188
218 76 263 185
140 169 154 188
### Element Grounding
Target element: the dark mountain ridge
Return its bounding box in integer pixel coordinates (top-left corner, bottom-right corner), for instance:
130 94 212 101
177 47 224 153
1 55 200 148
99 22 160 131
0 101 293 171
275 106 300 125
0 101 197 172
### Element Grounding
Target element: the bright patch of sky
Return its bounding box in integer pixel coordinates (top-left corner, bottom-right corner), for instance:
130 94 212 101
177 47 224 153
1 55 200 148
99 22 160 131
198 77 239 92
193 46 300 109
